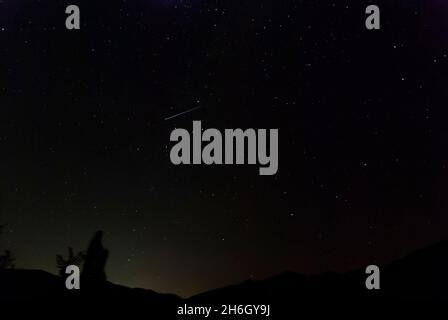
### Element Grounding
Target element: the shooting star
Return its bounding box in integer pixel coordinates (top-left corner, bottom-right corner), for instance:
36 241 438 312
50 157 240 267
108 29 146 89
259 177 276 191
164 106 201 121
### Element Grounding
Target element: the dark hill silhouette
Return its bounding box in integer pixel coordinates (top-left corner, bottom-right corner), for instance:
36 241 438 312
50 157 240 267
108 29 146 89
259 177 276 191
0 268 181 313
190 241 448 304
0 241 447 316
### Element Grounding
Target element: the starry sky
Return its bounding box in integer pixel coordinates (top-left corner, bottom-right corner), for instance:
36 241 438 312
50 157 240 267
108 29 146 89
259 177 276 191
0 0 447 297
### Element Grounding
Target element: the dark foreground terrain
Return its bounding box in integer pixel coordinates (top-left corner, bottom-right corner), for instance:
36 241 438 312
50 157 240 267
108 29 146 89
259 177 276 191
0 241 447 316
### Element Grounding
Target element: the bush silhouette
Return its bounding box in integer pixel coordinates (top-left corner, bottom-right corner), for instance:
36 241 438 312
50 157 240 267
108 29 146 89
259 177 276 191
56 247 86 277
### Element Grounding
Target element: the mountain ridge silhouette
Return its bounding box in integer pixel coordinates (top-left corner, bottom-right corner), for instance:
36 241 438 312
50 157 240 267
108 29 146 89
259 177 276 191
1 240 447 309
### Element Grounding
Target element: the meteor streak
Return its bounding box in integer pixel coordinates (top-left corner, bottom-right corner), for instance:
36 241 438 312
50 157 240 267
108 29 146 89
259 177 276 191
164 106 201 121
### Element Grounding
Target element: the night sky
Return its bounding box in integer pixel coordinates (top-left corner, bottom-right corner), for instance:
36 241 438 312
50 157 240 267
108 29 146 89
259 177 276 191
0 0 447 297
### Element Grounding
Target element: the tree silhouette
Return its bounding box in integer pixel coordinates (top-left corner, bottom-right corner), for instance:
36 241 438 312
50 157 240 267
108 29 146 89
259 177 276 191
0 224 15 269
0 250 15 269
56 247 86 277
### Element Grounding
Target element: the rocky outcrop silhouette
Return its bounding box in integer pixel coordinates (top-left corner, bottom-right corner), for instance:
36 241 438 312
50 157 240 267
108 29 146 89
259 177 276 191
81 231 109 283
